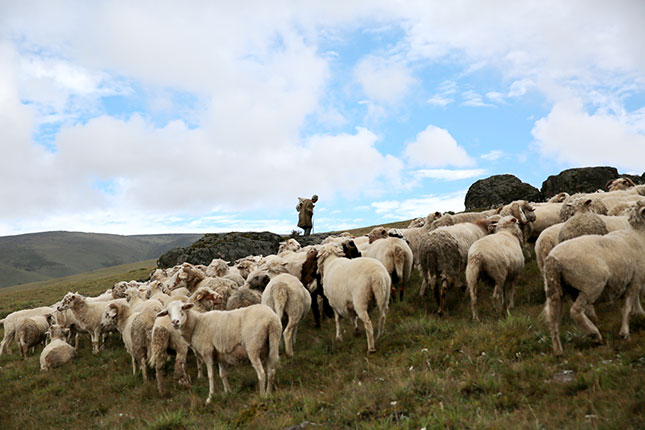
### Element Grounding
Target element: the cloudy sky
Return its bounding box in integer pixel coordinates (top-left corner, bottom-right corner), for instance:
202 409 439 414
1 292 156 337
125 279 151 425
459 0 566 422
1 0 644 236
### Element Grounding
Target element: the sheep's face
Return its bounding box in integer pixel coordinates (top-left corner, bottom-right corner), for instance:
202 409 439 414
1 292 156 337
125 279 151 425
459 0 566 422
57 292 79 311
101 305 119 329
628 202 645 228
194 289 223 311
163 301 193 330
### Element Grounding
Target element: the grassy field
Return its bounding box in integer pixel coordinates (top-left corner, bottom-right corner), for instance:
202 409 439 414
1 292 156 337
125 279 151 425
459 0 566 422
0 238 643 429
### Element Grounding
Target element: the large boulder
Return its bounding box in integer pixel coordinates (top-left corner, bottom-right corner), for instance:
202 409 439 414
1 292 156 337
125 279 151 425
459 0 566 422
465 174 542 210
157 231 333 268
541 166 621 198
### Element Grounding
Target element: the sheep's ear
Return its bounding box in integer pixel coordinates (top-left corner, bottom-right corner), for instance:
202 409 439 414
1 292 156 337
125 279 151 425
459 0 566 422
156 310 169 318
181 303 194 310
108 304 119 317
510 217 518 223
585 199 593 206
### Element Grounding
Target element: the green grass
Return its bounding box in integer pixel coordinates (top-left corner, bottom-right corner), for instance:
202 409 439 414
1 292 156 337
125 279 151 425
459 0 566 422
0 242 643 429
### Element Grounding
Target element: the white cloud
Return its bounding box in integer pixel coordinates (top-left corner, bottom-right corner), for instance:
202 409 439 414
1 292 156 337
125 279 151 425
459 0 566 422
427 80 456 106
485 91 505 104
404 125 475 168
371 191 466 220
480 150 507 161
354 55 417 104
532 98 645 172
413 169 486 181
462 90 493 107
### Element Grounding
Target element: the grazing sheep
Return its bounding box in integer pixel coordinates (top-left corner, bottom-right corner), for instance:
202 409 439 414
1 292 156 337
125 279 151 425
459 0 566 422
466 217 525 321
159 301 281 402
543 201 645 356
363 236 413 301
17 314 52 359
0 306 54 356
261 273 312 358
317 243 390 353
40 324 75 371
418 219 494 316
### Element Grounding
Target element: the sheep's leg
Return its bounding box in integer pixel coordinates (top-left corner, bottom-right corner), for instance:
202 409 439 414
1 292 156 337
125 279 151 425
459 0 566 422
203 353 216 403
437 279 449 316
351 314 360 335
155 361 166 394
570 294 602 344
249 354 267 397
292 325 298 346
74 332 80 350
131 356 137 375
376 309 386 339
492 284 504 314
217 361 231 394
283 318 296 358
632 294 645 317
193 347 204 379
619 286 636 338
357 310 375 353
334 311 343 342
140 355 148 381
468 276 480 322
175 344 190 387
544 295 563 356
0 335 9 356
584 304 599 324
310 292 321 328
505 278 516 312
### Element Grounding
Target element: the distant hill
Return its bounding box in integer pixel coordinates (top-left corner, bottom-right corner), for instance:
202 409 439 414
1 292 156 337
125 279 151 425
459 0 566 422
0 231 202 288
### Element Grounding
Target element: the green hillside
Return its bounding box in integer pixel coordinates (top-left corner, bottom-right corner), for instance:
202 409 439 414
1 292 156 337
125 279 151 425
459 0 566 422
0 227 643 429
0 231 202 288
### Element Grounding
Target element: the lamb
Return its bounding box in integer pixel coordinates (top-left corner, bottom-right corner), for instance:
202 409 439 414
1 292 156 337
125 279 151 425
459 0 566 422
466 217 525 321
363 235 413 301
159 301 281 402
261 273 312 358
17 314 52 359
101 299 162 381
40 324 75 371
543 201 645 356
317 243 390 353
278 238 302 255
418 219 495 316
0 306 53 356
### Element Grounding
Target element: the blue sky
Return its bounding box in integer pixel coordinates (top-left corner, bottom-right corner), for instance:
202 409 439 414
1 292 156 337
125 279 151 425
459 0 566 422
1 1 644 236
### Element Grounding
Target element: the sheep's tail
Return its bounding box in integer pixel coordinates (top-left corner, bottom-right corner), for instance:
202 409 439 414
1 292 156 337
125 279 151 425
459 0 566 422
465 253 482 296
272 284 289 321
543 255 563 302
373 270 391 315
392 246 406 286
267 314 282 369
148 324 169 369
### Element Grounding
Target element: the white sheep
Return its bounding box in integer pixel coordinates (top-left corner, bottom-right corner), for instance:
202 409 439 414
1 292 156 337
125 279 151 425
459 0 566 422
606 177 636 191
159 301 281 402
148 307 192 394
0 306 53 356
40 324 75 371
57 292 114 354
466 216 525 321
530 202 564 239
261 273 311 358
417 219 495 316
543 201 645 356
317 243 390 353
363 236 413 301
101 299 162 381
17 314 52 359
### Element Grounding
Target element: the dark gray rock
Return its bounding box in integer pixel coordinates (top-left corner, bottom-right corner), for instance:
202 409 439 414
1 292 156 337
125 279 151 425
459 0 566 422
541 166 618 198
464 174 542 210
157 231 334 268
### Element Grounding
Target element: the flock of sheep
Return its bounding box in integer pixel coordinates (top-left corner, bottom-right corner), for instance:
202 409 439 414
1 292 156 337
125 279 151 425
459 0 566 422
1 177 644 403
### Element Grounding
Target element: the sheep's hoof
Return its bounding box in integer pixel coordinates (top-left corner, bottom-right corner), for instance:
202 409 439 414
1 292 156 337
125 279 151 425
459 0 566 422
367 348 376 354
619 331 630 340
205 396 212 404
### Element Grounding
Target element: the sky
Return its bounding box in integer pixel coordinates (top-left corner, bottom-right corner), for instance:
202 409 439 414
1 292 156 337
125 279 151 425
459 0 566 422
1 0 644 237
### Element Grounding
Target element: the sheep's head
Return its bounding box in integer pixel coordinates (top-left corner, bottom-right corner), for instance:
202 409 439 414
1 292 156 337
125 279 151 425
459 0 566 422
430 214 454 230
317 243 343 276
367 226 388 244
494 216 523 240
342 239 362 259
47 324 68 341
101 303 122 329
207 259 229 277
510 201 536 224
628 201 645 229
560 197 608 221
301 248 319 291
606 177 636 191
278 238 302 254
158 301 193 330
57 292 80 311
547 192 570 203
425 211 443 226
192 287 223 311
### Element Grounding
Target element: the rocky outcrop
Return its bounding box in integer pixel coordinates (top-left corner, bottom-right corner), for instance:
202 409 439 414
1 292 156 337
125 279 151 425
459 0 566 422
465 174 542 210
157 231 333 268
540 166 619 198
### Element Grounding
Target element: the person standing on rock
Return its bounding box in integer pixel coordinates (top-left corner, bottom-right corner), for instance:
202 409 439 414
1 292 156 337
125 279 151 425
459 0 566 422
296 194 318 236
